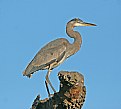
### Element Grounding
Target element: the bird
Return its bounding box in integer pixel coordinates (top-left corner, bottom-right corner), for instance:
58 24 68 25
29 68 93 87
23 18 96 96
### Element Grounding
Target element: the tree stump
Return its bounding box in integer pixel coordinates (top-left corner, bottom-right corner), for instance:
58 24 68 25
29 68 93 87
31 71 86 109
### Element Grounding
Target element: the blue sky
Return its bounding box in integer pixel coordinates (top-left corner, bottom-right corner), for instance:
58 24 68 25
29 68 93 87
0 0 121 109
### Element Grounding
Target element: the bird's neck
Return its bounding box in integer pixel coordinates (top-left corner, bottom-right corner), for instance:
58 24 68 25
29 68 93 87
66 23 82 57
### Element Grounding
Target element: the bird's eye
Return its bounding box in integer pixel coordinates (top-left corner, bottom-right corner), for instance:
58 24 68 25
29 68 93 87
77 19 83 23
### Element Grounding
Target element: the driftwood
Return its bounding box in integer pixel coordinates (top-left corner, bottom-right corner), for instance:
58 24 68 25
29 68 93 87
31 71 86 109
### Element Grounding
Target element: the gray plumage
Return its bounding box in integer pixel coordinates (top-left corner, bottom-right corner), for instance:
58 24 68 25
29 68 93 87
23 18 96 96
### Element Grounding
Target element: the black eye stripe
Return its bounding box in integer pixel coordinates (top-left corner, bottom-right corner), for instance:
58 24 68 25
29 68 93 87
68 18 83 23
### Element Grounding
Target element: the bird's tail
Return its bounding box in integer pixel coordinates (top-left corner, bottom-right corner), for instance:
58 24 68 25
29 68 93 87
22 70 32 78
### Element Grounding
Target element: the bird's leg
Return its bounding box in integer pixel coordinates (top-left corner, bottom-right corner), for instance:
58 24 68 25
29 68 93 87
45 80 51 97
45 69 56 97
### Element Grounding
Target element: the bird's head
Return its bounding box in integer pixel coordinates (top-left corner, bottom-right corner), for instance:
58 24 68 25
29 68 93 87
68 18 96 27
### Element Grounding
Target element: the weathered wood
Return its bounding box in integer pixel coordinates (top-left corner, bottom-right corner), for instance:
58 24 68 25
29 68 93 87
31 71 86 109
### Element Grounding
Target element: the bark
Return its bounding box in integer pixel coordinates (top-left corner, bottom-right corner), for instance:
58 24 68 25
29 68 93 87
31 71 86 109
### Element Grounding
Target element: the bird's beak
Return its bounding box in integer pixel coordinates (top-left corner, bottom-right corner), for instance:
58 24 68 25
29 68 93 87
74 22 96 27
80 22 96 26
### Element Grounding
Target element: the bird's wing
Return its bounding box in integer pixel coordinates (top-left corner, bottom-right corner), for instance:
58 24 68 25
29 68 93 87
33 44 66 67
40 38 69 51
23 44 67 77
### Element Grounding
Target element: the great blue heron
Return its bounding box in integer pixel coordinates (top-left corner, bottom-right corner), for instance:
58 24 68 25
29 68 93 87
23 18 96 96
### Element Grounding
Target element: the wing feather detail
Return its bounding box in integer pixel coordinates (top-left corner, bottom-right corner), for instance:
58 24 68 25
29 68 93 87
23 44 67 77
